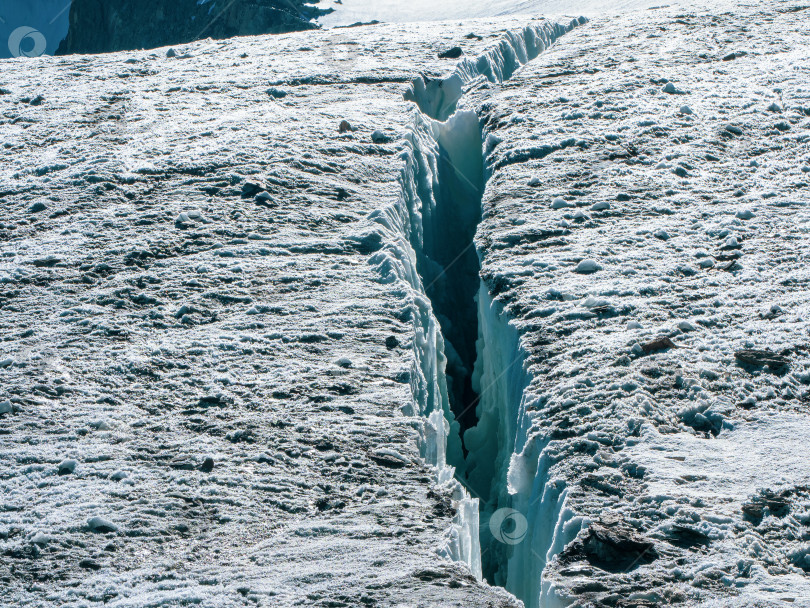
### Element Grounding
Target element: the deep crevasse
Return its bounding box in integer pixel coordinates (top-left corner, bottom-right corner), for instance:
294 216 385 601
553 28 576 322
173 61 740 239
366 16 587 605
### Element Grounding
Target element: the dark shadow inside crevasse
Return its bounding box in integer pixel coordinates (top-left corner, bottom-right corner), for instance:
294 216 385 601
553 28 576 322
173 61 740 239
416 111 485 437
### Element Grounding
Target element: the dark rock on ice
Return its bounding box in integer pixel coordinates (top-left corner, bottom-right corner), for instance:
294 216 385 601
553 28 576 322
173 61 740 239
58 459 78 475
662 524 712 549
735 349 789 371
371 129 394 144
198 394 233 407
87 517 118 534
742 489 791 524
438 47 464 59
170 458 197 471
564 515 658 572
241 181 266 198
641 336 677 354
33 256 62 268
255 191 275 207
662 82 686 94
369 449 408 468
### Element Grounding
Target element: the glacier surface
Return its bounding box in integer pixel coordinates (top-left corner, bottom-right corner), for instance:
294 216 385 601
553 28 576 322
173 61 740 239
1 1 810 607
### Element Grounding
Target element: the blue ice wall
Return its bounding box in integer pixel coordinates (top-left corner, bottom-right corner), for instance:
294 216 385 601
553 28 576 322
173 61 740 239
0 1 72 58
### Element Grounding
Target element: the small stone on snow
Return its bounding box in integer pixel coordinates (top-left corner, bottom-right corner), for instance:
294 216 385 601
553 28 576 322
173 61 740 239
591 201 611 211
58 459 78 475
438 47 463 59
371 130 393 144
30 532 50 546
552 197 570 209
87 517 118 533
575 259 602 274
255 191 274 205
736 209 754 220
266 87 287 99
678 321 696 332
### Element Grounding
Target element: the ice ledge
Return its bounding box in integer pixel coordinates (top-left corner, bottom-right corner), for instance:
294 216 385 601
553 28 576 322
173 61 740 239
405 17 588 121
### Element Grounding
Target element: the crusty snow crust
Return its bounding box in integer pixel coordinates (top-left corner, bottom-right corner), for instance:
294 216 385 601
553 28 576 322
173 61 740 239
1 2 809 607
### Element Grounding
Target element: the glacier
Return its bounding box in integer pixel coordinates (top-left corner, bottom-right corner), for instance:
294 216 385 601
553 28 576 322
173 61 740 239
319 0 668 27
1 0 810 607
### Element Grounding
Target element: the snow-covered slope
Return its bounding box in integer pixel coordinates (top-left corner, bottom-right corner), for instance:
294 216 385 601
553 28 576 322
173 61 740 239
1 1 809 607
318 0 679 27
0 15 579 608
455 3 810 605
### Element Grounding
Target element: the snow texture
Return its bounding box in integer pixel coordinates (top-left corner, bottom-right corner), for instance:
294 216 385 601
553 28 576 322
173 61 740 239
463 2 810 605
319 0 670 27
0 15 552 608
1 0 810 607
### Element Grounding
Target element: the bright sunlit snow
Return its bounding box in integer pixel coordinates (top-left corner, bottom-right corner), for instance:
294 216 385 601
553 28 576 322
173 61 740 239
319 0 680 26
